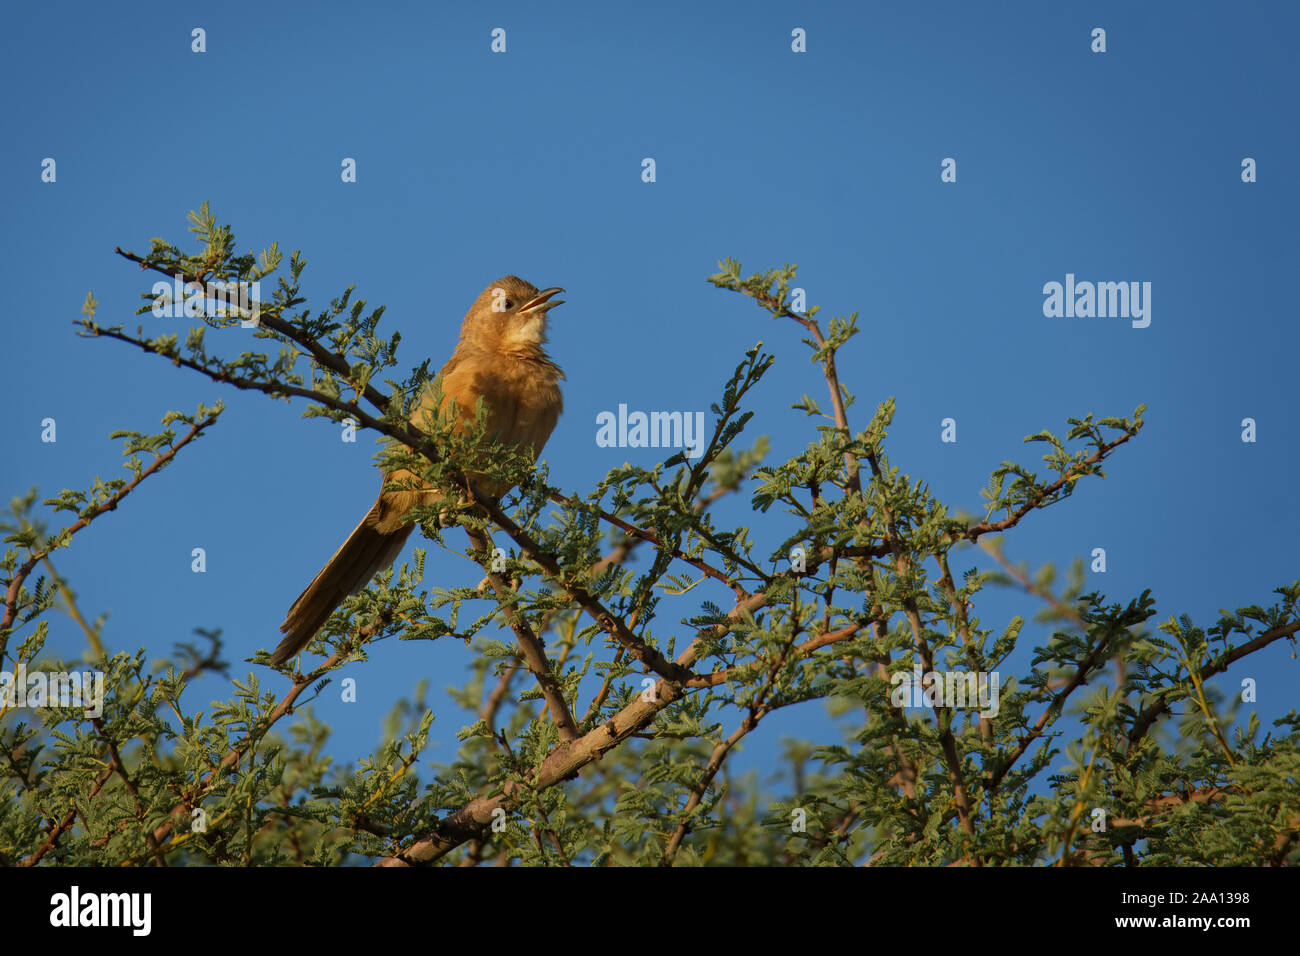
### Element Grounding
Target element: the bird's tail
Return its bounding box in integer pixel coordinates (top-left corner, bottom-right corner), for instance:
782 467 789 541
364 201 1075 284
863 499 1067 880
270 495 414 665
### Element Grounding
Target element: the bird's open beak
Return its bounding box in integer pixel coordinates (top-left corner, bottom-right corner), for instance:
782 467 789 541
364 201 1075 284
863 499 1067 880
520 287 565 314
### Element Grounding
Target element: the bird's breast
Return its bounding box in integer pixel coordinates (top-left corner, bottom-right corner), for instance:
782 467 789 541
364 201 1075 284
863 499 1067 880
431 351 563 456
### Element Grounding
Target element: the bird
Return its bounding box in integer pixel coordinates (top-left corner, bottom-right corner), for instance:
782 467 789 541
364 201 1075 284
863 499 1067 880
268 276 566 665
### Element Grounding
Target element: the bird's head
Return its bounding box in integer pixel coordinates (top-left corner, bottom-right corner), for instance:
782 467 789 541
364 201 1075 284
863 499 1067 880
461 275 565 354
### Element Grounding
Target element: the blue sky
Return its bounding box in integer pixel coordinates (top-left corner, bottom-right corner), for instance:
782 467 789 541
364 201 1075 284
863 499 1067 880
2 2 1296 795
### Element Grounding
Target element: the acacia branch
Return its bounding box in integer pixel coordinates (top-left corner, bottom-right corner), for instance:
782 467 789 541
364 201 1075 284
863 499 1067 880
149 641 356 846
2 412 219 653
986 625 1123 796
661 616 803 865
383 591 772 864
550 492 756 599
464 526 579 742
1127 617 1300 750
741 286 860 494
19 766 114 866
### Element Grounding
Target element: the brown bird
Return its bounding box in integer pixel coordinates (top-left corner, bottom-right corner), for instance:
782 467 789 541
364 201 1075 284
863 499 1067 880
269 276 565 665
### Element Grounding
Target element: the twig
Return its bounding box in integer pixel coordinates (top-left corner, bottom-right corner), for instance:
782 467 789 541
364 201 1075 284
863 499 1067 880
2 413 219 654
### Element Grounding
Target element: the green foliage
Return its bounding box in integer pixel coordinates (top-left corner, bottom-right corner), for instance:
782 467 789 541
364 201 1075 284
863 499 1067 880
3 210 1296 866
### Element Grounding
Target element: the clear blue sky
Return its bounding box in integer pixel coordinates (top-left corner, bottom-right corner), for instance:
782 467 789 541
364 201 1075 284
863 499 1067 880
2 2 1296 791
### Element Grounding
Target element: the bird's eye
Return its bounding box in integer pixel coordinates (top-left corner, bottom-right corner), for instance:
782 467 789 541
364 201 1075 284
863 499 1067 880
502 299 514 310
